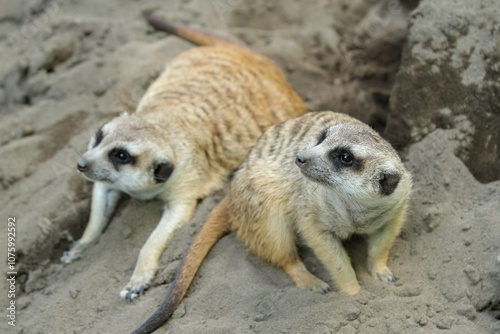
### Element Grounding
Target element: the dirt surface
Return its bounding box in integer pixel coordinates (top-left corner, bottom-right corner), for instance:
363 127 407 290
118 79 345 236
1 0 499 333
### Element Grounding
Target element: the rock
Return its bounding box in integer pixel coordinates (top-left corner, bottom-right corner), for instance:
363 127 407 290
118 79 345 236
30 33 77 73
456 305 476 321
24 269 47 293
395 286 422 297
318 27 341 54
385 0 500 183
21 125 35 137
120 226 133 239
343 308 360 322
441 283 465 303
337 324 357 334
464 265 481 285
69 289 79 299
171 301 186 319
435 316 454 330
154 260 181 285
17 295 31 310
423 210 441 232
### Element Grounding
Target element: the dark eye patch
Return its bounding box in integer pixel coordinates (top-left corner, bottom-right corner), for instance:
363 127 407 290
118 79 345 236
328 147 362 170
316 129 328 146
94 128 104 148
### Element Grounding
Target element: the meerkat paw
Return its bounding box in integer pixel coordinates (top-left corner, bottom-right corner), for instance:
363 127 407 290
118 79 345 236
339 281 361 295
300 276 332 295
119 271 155 302
311 280 332 295
60 242 86 264
372 266 396 283
283 262 331 294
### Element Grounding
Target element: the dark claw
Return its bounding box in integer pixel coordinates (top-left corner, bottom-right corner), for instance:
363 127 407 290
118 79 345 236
388 275 396 283
127 290 136 303
124 284 150 303
321 286 331 295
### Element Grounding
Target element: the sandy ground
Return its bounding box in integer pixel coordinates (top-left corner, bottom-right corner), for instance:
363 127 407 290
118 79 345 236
1 0 499 333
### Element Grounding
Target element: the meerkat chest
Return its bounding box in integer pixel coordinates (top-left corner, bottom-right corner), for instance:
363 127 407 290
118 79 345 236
120 184 166 201
314 196 388 240
316 206 357 240
116 172 174 201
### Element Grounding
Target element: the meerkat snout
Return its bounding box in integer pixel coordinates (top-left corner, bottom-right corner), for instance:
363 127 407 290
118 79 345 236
295 153 307 167
77 159 88 172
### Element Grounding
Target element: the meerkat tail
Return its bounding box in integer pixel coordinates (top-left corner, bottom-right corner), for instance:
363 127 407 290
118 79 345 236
145 14 249 50
132 198 231 334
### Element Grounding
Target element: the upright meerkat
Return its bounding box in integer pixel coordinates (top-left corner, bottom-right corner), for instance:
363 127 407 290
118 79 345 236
60 15 305 301
133 111 412 334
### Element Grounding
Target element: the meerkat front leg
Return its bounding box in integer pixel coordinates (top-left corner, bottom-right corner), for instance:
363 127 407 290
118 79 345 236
120 198 197 301
298 222 360 295
61 182 121 263
367 204 407 283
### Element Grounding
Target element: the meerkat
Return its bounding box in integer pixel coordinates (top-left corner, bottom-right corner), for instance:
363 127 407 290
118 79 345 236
60 15 306 301
132 111 412 334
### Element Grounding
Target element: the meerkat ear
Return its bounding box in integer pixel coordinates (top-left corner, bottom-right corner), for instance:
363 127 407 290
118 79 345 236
378 172 401 196
153 160 174 183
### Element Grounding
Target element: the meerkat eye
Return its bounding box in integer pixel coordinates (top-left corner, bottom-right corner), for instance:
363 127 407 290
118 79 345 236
328 148 357 168
109 149 132 164
117 151 130 162
339 151 354 165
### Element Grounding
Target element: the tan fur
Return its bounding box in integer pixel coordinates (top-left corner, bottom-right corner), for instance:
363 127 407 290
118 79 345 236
133 111 412 333
61 16 305 301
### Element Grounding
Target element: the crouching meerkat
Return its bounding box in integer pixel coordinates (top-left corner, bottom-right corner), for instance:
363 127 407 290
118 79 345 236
60 15 306 301
133 111 412 334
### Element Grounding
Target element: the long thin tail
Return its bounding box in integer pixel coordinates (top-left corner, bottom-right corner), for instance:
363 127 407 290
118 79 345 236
132 197 231 334
145 14 249 50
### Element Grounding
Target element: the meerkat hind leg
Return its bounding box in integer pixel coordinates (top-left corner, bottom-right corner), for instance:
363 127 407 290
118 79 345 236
242 212 330 294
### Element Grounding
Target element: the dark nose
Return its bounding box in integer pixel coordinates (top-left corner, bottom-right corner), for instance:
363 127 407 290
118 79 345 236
295 153 307 168
76 159 88 172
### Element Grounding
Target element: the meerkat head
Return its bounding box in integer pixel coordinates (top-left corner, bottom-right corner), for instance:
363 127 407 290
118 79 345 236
76 114 175 198
295 123 407 201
